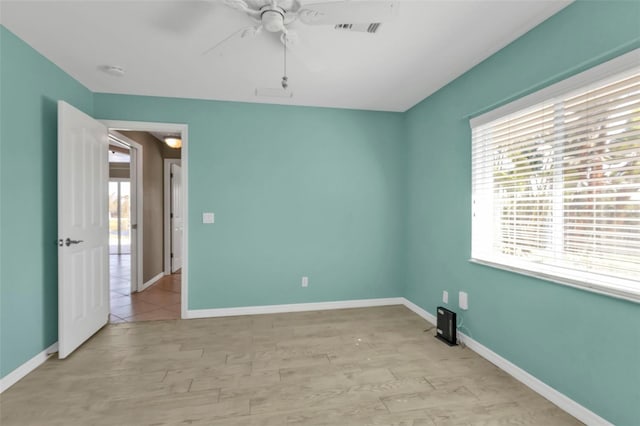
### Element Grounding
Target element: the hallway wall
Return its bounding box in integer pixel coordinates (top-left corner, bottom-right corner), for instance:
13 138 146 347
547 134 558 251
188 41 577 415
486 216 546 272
118 131 165 283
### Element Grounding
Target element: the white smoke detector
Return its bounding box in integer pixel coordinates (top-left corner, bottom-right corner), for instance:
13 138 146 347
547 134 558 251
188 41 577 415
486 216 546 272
100 65 125 77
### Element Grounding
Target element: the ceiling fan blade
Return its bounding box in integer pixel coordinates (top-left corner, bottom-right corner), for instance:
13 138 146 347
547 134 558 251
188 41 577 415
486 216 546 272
203 25 262 56
223 0 261 19
298 1 397 25
284 0 303 23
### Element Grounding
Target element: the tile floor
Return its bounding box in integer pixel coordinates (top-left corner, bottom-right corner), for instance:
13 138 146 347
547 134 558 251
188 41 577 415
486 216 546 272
109 254 181 323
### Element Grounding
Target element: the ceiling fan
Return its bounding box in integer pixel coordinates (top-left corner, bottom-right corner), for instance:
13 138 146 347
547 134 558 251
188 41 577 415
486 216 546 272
216 0 397 33
205 0 398 89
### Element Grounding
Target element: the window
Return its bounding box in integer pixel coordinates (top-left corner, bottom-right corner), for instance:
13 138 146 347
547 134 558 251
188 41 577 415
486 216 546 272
471 50 640 301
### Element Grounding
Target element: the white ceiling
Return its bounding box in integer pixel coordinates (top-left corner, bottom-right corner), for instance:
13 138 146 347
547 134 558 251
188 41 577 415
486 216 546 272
0 0 572 112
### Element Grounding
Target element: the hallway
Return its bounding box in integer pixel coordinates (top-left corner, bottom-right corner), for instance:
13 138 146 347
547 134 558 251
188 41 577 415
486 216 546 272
109 254 181 323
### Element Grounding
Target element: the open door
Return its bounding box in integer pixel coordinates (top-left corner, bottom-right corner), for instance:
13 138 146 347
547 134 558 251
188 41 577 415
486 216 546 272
128 144 140 293
58 101 109 359
170 163 183 272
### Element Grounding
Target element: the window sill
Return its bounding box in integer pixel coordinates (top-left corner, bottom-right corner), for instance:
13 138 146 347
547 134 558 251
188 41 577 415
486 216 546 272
469 258 640 304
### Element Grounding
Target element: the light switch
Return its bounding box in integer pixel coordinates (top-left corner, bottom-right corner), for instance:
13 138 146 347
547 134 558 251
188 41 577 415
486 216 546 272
202 212 215 224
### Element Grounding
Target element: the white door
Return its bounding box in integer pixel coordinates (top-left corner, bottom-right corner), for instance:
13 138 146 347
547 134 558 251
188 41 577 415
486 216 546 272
128 145 139 293
58 101 109 359
171 163 183 272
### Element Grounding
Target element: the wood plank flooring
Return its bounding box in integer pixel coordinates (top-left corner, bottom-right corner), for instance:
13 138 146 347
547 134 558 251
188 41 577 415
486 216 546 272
0 306 582 425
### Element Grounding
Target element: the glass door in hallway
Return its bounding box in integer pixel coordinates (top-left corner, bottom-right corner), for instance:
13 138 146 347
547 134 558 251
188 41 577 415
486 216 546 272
109 179 131 311
109 180 131 255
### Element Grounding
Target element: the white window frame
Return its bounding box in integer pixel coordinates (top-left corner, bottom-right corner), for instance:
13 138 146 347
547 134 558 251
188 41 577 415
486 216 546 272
470 49 640 303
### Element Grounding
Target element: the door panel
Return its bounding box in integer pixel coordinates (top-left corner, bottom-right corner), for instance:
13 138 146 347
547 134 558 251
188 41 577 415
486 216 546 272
129 147 139 293
171 163 183 272
58 101 109 359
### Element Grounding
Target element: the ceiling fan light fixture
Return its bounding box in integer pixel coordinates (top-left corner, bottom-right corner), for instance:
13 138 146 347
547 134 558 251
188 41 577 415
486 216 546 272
164 137 182 149
261 9 285 32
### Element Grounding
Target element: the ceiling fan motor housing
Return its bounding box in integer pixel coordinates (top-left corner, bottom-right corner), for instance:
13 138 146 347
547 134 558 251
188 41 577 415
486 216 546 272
261 6 285 32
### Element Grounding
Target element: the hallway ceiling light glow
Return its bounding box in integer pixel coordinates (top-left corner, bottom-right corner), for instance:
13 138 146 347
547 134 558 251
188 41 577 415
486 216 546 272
164 137 182 149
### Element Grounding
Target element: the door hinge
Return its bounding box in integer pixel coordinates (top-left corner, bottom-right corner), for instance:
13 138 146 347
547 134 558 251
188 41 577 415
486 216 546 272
170 213 174 219
170 173 173 179
171 253 174 258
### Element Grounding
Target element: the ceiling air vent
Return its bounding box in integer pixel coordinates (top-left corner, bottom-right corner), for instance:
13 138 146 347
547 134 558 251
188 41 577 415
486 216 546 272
334 23 381 34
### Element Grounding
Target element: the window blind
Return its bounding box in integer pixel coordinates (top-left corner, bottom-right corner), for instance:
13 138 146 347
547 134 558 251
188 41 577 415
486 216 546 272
471 57 640 301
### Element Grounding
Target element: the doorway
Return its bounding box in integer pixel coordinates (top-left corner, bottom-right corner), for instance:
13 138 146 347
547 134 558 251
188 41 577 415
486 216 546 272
104 122 187 323
57 102 189 357
107 133 141 322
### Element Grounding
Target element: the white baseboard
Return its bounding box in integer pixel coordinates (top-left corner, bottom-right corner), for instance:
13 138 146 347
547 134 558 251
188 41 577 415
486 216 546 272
402 298 437 324
186 297 404 319
0 342 58 394
401 297 613 426
139 271 164 292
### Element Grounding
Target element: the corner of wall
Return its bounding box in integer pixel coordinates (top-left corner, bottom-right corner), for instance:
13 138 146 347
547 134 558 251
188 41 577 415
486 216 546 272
398 110 411 297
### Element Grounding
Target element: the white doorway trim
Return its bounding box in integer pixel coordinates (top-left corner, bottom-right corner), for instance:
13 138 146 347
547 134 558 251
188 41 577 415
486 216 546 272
164 158 181 276
109 131 144 294
101 120 189 320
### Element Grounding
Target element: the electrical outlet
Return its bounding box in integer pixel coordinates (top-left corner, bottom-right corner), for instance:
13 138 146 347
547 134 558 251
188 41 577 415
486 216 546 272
301 276 309 287
459 291 468 310
442 291 449 303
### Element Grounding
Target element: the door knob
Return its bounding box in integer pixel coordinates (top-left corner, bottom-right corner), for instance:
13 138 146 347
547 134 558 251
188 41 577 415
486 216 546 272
65 238 84 247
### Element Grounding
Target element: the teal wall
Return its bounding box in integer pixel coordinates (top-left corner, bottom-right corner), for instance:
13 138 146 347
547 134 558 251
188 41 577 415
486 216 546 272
404 2 640 425
1 2 640 424
0 27 94 377
93 95 406 309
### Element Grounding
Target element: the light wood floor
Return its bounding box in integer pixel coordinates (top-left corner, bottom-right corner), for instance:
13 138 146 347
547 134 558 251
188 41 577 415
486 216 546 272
0 306 581 425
